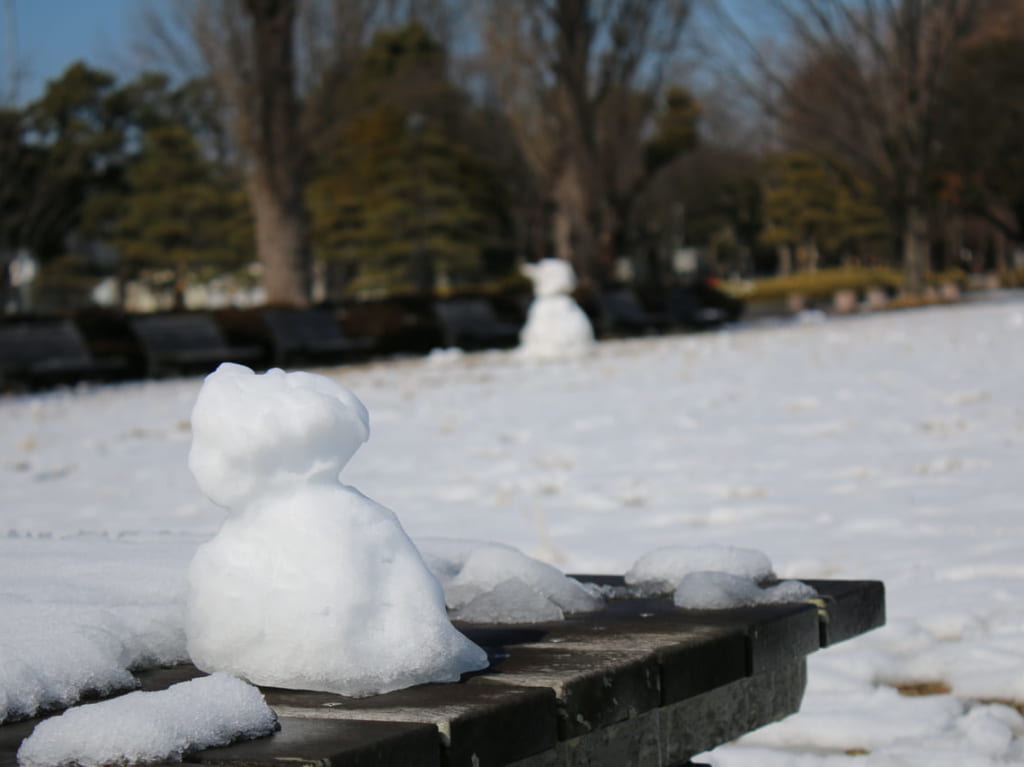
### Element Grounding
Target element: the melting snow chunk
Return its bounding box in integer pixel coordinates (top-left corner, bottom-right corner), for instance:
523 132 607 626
627 544 816 609
454 578 567 623
625 544 776 596
16 673 277 767
674 572 818 610
419 538 602 623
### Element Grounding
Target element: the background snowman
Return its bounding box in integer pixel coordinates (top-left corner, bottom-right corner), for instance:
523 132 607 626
519 258 595 361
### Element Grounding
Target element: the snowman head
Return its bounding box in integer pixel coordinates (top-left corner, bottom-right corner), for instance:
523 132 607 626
188 363 370 510
524 258 577 297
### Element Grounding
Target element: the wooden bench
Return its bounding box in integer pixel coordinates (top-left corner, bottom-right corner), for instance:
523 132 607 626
0 578 883 766
665 283 745 331
130 313 264 378
434 298 521 350
598 288 671 336
261 308 371 367
0 320 126 390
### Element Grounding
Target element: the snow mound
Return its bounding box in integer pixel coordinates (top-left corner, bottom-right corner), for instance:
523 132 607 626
16 673 277 767
625 545 776 596
419 538 602 623
519 259 594 361
0 539 189 724
674 572 818 610
1 603 183 723
185 364 487 697
454 578 567 623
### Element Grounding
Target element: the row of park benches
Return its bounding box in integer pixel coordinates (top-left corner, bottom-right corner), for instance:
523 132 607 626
0 308 370 391
0 286 744 391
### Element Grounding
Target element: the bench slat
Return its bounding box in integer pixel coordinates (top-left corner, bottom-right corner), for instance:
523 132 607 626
130 314 263 377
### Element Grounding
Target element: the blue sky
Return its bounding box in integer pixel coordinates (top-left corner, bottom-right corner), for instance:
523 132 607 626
2 0 142 104
0 0 778 107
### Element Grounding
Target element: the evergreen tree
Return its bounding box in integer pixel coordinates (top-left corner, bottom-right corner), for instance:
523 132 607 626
111 123 250 308
15 63 125 263
761 152 887 273
308 23 510 297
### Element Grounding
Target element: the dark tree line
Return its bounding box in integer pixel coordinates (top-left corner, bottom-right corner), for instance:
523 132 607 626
2 0 1022 311
714 0 1024 286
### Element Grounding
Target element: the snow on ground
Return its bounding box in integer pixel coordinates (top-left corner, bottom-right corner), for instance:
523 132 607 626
2 297 1024 764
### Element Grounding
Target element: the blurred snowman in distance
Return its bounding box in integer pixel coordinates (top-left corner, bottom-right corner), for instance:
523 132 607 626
519 258 595 361
185 363 488 697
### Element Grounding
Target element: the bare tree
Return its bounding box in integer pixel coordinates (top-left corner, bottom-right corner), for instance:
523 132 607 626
714 0 988 294
145 0 390 306
482 0 692 291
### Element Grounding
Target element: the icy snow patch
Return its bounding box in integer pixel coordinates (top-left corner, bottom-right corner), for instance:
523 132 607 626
625 545 776 596
19 671 276 765
0 538 189 724
420 538 602 623
17 673 277 767
674 572 817 610
454 578 567 623
185 364 487 696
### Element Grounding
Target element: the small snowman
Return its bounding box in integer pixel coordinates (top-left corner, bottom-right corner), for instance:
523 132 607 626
519 258 595 361
185 363 488 697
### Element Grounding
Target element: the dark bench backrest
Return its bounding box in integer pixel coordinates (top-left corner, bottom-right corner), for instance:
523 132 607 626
600 289 651 324
0 321 92 366
263 308 343 346
130 314 229 353
435 298 502 334
666 285 700 314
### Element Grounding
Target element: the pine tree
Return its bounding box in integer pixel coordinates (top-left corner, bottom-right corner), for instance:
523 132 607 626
308 23 509 297
111 124 249 308
761 152 887 272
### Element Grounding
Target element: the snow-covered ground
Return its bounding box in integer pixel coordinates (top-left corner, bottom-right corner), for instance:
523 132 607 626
2 297 1024 764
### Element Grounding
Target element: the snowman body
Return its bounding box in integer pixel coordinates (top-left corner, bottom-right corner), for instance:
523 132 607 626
185 364 487 696
519 259 594 360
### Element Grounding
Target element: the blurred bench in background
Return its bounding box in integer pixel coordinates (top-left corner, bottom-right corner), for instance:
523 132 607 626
0 319 126 391
665 284 744 330
261 307 371 367
130 313 263 378
598 288 671 336
434 297 522 350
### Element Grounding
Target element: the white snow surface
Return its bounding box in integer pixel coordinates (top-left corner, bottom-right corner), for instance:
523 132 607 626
2 297 1024 764
185 364 487 696
17 673 277 767
419 538 602 622
673 571 818 610
519 258 595 360
626 544 776 595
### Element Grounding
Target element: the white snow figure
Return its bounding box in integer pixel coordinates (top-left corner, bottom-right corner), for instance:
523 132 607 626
185 363 488 697
519 259 594 360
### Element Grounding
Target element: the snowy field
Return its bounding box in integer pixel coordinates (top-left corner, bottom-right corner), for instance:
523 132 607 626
2 296 1024 765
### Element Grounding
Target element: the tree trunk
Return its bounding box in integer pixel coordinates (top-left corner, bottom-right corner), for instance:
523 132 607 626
777 244 793 275
248 169 311 306
553 206 573 263
799 239 820 272
244 0 312 307
944 215 963 272
993 228 1008 275
552 163 603 291
598 201 623 281
174 258 187 311
902 204 929 295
